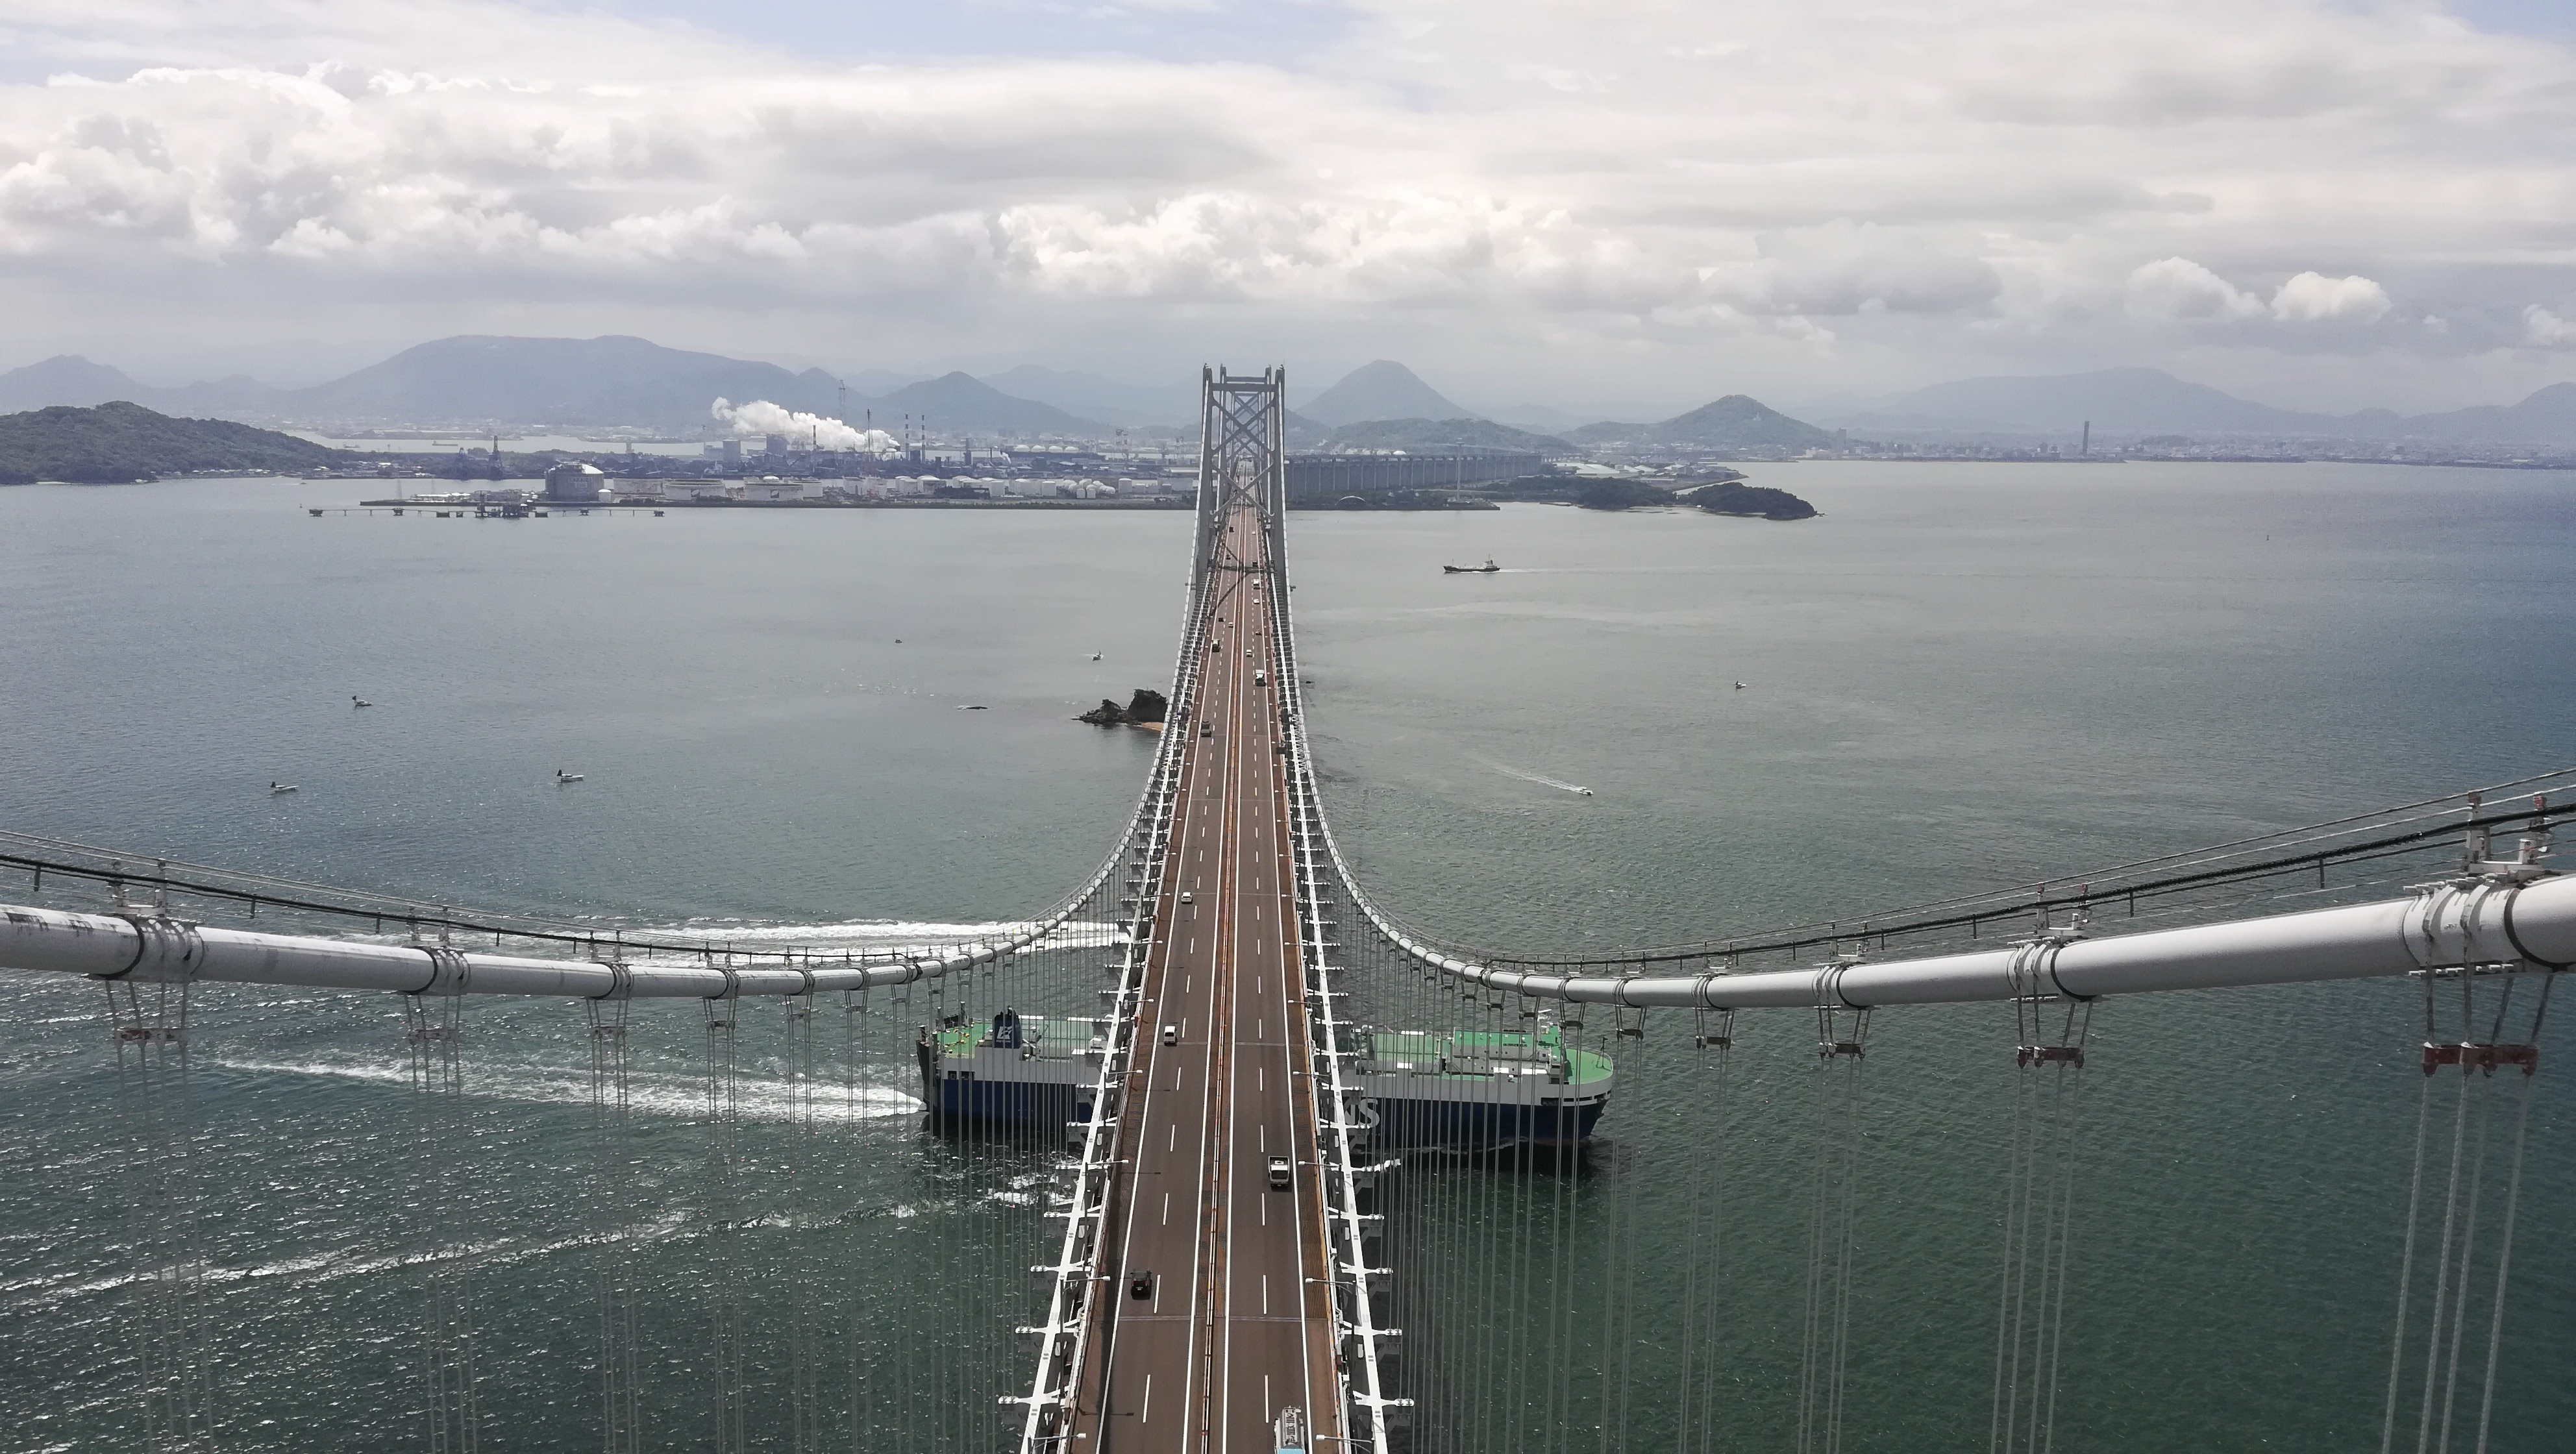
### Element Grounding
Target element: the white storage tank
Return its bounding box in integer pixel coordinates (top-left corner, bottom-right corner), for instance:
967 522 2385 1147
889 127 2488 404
543 461 606 503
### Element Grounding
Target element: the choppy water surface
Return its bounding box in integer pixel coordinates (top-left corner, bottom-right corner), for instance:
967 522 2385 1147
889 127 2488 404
2 463 2571 1450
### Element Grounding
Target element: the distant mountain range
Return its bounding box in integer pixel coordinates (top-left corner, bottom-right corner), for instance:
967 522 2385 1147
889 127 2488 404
1566 396 1840 452
1813 367 2576 444
1295 361 1474 428
0 338 1115 437
976 366 1199 428
0 354 291 418
861 372 1104 436
0 344 1508 439
302 336 850 427
14 340 2558 450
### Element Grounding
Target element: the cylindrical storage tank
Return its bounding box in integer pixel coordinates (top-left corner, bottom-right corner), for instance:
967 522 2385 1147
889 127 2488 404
543 460 606 502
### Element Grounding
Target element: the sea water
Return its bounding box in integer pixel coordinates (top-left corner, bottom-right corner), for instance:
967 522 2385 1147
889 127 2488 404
1 463 2569 1449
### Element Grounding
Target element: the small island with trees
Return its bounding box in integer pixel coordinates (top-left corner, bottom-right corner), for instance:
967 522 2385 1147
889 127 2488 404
1547 473 1819 519
1677 479 1819 520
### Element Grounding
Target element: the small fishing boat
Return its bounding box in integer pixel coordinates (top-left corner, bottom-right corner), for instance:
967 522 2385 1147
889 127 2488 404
556 769 584 783
1442 558 1501 574
270 782 298 794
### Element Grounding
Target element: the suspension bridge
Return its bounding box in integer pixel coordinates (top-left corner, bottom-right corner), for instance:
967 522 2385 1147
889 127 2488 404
0 369 2568 1454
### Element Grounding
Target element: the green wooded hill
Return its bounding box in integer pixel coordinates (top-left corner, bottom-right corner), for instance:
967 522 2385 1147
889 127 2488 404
0 401 345 484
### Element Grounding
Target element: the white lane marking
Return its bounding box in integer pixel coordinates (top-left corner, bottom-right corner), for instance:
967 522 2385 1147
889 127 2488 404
1141 1373 1153 1424
1258 1123 1265 1150
1263 1275 1270 1316
1169 1124 1176 1153
1162 1190 1170 1226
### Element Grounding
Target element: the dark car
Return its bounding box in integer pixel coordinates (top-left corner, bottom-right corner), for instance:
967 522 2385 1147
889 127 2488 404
1129 1270 1154 1301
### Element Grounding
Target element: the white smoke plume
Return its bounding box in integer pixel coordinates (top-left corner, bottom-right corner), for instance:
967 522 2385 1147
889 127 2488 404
711 397 897 452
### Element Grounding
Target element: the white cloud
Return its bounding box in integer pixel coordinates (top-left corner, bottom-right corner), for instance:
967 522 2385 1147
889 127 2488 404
2524 304 2576 347
2124 258 2268 322
2268 271 2390 323
2123 259 2394 327
0 0 2568 404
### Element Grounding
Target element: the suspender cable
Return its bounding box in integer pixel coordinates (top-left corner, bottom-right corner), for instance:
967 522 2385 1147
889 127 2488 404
2380 962 2557 1454
1548 1037 1578 1454
104 974 218 1454
402 987 480 1454
840 986 871 1449
1990 943 2095 1454
1675 1008 1737 1454
702 997 747 1454
2467 972 2551 1454
584 994 641 1454
784 991 821 1454
1502 990 1533 1454
1613 1024 1644 1451
1797 1001 1869 1454
1583 1018 1609 1454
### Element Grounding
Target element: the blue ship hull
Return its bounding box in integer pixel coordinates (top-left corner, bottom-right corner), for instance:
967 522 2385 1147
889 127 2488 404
1367 1094 1605 1150
923 1066 1602 1150
932 1078 1087 1126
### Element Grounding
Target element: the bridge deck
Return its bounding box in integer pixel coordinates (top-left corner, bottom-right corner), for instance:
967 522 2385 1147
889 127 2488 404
1069 494 1341 1451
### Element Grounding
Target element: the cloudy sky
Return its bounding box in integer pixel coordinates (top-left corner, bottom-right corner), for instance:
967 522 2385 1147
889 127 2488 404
1 0 2571 415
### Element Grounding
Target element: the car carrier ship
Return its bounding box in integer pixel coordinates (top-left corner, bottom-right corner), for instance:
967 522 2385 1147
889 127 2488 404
917 1007 1614 1149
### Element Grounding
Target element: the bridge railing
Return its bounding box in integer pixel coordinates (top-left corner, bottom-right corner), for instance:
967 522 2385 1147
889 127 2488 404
1266 448 1409 1452
1010 438 1228 1452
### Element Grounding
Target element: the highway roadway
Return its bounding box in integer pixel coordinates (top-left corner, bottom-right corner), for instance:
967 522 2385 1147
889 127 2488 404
1066 493 1341 1452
